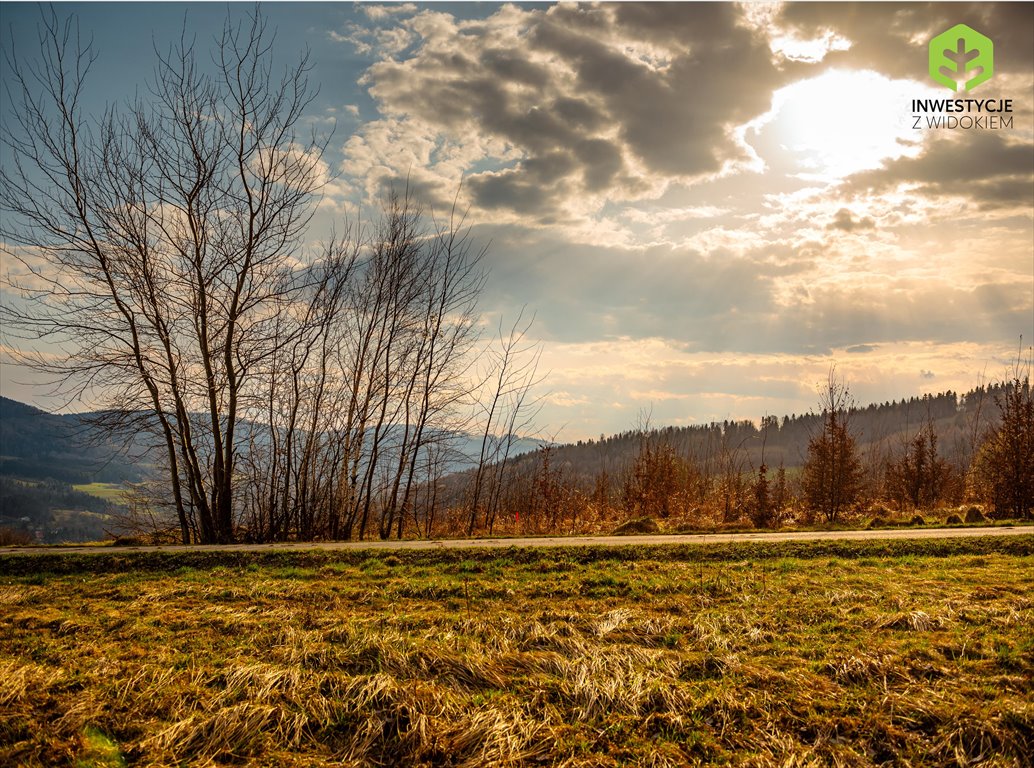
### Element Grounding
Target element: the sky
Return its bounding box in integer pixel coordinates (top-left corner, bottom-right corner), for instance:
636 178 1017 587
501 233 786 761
1 2 1032 441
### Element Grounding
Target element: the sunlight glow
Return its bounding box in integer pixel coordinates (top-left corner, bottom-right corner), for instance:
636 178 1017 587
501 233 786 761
748 69 940 181
769 31 851 63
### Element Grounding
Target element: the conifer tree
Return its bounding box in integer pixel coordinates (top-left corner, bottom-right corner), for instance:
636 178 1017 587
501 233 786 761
802 371 864 523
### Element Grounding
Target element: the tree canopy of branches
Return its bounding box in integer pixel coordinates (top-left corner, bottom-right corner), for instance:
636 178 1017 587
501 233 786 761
1 10 517 543
3 10 331 542
802 370 864 523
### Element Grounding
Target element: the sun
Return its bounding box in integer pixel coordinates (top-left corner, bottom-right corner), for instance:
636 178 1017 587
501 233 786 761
747 69 941 181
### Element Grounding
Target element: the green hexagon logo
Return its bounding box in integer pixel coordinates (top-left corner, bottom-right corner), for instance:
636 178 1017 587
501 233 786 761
929 24 993 91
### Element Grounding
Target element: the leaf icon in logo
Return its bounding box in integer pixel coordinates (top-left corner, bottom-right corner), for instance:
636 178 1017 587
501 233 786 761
929 24 993 92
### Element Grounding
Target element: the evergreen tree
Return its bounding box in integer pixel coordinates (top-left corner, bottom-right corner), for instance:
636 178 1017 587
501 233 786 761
802 372 864 522
970 376 1033 519
887 423 949 510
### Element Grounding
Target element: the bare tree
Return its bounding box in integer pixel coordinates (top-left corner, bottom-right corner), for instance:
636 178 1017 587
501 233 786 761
466 311 542 536
2 10 521 544
232 189 491 543
1 9 331 543
713 425 750 524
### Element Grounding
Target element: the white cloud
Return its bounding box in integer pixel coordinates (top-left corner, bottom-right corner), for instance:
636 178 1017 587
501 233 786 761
359 3 419 22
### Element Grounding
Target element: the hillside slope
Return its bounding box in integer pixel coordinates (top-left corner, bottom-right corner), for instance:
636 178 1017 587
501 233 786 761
481 386 1005 494
0 397 146 484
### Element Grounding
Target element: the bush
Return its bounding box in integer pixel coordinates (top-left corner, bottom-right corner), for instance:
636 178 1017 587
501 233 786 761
945 513 963 525
622 441 696 520
964 506 986 523
612 517 660 535
0 526 34 546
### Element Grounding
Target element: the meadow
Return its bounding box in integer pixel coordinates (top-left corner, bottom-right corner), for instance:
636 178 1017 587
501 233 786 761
1 537 1031 767
71 484 132 504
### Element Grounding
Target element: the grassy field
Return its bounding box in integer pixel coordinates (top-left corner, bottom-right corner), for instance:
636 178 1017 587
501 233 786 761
71 483 130 504
1 538 1031 767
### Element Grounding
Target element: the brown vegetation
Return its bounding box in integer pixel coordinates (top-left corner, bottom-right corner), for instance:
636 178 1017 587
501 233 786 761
1 543 1031 766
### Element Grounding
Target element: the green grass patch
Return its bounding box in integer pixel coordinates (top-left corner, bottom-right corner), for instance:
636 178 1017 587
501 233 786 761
75 727 127 768
1 533 1031 578
71 483 130 503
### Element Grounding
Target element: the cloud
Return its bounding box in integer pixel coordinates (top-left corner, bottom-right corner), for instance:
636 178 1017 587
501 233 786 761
323 2 1033 439
359 4 418 22
339 3 805 220
844 131 1034 209
829 208 876 232
777 2 1034 84
474 219 1032 358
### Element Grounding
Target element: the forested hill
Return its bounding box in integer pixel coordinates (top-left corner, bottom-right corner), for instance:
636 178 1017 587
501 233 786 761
0 383 1013 489
505 385 1008 483
0 396 540 485
0 397 145 484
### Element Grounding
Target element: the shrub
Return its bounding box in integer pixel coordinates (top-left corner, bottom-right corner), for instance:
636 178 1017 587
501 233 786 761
611 517 660 535
0 526 34 546
964 507 986 524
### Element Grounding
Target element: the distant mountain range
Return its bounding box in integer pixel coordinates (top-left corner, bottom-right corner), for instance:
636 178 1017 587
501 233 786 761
0 396 546 487
0 383 1010 542
0 384 1011 491
462 385 1008 490
0 397 149 485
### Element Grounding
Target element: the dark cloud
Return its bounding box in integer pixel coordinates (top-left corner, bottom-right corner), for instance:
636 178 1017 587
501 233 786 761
778 3 1034 82
528 4 783 178
552 97 606 131
847 344 880 354
358 3 802 216
468 170 570 217
845 131 1034 208
829 209 876 232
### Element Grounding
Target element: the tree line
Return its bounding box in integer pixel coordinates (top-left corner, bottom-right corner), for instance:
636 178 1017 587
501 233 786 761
419 369 1031 535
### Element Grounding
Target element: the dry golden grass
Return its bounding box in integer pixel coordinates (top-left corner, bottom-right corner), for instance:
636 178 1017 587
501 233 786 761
1 543 1031 767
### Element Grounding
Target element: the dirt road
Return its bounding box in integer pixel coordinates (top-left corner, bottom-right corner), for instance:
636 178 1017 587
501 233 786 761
1 525 1030 557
